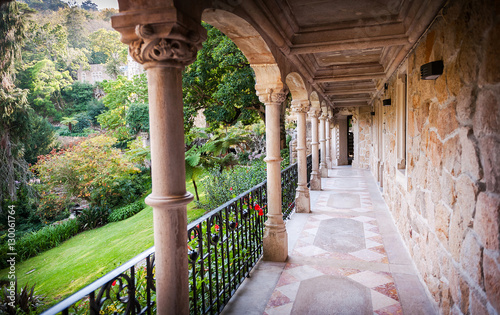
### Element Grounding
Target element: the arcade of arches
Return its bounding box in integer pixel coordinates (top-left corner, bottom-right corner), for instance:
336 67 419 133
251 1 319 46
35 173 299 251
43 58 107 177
111 0 499 313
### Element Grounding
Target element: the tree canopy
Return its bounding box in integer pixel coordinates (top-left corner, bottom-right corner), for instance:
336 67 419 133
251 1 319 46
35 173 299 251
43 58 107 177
182 23 265 131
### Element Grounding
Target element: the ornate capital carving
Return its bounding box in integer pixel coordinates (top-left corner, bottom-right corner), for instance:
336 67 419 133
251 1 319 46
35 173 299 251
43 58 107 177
257 88 286 105
308 107 321 118
291 100 310 113
129 22 206 68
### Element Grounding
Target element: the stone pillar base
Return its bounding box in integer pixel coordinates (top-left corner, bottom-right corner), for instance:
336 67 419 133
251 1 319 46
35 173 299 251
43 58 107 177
327 159 332 169
295 189 310 213
310 173 321 190
320 165 328 178
263 227 288 262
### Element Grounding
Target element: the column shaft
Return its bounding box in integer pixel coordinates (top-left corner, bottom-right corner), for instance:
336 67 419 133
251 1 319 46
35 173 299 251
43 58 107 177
263 100 288 261
295 110 310 213
326 119 332 168
146 67 193 314
309 113 321 190
319 116 328 177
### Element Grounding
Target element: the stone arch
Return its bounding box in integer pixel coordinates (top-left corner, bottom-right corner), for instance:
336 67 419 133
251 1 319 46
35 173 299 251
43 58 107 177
285 72 308 101
310 91 321 108
202 9 283 92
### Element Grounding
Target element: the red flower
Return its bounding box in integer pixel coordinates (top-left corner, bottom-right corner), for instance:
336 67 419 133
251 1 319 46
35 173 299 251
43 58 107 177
112 280 117 286
235 222 238 228
254 204 262 212
214 224 219 231
229 187 233 191
258 209 264 216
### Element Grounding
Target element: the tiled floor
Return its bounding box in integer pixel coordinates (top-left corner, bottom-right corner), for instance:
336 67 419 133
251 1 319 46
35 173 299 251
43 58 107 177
222 166 437 315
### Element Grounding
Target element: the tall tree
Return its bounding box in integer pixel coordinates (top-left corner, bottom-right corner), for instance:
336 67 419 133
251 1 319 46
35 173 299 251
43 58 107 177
64 5 89 49
182 23 265 131
0 1 33 206
89 29 127 78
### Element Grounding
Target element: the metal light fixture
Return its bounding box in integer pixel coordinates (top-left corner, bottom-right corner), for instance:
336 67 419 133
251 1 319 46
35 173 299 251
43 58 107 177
383 99 391 106
421 60 444 80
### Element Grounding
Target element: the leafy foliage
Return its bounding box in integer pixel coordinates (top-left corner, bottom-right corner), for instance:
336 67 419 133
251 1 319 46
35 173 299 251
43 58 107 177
88 29 127 79
0 218 80 269
23 112 58 165
182 23 264 131
61 81 95 115
0 280 45 315
17 59 73 119
108 200 146 222
33 135 142 219
199 160 267 211
97 75 148 139
126 102 149 135
78 206 109 230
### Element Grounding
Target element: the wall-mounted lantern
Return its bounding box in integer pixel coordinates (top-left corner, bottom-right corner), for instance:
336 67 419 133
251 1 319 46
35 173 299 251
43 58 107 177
420 60 444 80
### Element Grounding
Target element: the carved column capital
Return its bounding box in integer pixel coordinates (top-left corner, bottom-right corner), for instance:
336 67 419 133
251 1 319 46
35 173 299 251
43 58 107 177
308 107 321 118
257 88 286 105
291 100 310 113
128 22 206 69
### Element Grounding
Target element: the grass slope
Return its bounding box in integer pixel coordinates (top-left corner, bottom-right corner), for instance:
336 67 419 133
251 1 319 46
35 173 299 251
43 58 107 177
0 179 208 309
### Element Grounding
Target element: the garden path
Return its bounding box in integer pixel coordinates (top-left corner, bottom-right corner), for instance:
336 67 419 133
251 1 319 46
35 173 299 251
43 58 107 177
221 166 437 315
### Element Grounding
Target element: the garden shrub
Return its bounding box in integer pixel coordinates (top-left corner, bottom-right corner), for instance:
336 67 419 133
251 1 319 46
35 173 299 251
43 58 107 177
72 112 92 134
86 99 106 125
78 206 109 231
126 102 149 135
0 280 45 315
0 219 80 269
199 159 266 211
33 135 142 212
108 200 146 222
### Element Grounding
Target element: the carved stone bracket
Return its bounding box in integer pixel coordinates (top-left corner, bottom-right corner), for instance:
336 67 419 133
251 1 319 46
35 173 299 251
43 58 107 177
291 100 310 113
128 22 206 68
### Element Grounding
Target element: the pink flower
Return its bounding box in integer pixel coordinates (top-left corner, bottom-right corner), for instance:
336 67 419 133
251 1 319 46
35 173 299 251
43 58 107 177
229 187 233 191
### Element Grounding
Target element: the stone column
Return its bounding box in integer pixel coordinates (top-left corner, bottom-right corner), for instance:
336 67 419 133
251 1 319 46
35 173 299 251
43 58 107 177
292 100 311 213
325 116 332 169
257 89 288 262
114 17 206 314
309 108 321 190
319 110 328 177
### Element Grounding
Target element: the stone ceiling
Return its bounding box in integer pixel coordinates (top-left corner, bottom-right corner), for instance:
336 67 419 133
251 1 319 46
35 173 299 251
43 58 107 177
112 0 446 108
266 0 446 107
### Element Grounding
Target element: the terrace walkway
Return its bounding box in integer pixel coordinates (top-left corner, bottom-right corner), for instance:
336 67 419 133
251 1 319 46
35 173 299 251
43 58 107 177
221 166 437 315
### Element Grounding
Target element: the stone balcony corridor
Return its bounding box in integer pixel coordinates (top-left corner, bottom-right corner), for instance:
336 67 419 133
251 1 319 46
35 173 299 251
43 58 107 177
221 166 437 315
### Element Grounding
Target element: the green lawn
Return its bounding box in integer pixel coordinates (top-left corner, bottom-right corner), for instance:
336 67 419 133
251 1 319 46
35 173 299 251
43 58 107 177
0 178 208 309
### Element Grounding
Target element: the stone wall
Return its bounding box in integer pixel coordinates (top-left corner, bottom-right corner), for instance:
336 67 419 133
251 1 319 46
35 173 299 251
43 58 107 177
353 106 372 169
360 0 500 313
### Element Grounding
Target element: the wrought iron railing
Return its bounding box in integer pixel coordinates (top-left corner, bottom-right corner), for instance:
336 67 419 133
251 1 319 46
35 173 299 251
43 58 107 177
187 181 267 314
42 156 311 315
281 163 298 220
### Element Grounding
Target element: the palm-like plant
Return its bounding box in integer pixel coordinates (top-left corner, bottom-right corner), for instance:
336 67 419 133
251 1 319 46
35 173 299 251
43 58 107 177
61 116 78 132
